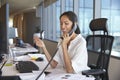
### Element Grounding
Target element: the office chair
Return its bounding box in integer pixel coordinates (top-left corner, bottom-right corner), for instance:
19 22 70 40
82 18 114 80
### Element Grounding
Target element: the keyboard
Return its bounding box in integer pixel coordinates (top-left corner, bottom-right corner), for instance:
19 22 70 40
16 61 39 73
0 76 21 80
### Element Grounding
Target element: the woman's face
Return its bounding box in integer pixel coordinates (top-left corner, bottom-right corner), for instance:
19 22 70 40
60 15 73 35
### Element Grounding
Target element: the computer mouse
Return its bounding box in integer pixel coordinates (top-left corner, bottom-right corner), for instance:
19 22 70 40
35 57 44 61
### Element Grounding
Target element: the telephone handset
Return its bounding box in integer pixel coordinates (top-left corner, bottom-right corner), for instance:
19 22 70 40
68 23 77 36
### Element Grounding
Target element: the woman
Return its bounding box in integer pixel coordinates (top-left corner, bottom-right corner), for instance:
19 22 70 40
34 11 89 73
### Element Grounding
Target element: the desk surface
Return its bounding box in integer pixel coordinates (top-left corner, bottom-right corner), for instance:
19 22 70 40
1 54 95 80
9 43 38 56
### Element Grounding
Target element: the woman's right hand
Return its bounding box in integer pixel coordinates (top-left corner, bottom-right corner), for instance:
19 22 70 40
33 36 45 48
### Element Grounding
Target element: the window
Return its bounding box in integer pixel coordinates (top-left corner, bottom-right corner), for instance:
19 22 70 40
78 0 93 36
38 0 120 57
101 0 120 53
56 0 61 41
41 0 61 41
65 0 73 11
41 0 93 41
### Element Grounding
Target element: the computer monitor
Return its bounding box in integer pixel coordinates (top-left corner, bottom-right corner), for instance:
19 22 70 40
0 3 9 60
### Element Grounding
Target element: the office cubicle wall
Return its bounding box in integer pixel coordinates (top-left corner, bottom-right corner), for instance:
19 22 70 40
43 39 58 56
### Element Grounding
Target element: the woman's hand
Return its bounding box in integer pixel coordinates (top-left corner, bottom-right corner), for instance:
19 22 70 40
62 33 71 46
33 36 45 48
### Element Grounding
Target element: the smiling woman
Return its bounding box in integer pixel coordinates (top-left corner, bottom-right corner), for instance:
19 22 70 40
33 11 89 74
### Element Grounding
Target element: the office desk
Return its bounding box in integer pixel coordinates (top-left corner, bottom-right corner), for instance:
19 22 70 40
9 43 38 56
1 54 95 80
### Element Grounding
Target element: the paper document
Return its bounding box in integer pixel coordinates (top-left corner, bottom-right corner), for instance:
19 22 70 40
14 55 30 61
45 73 95 80
17 71 45 80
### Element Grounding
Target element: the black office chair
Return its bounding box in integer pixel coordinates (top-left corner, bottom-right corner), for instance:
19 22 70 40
82 18 114 80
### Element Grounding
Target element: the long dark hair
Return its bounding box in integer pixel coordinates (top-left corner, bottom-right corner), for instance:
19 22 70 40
60 11 80 34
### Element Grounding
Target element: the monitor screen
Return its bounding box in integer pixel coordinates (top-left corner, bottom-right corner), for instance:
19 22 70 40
0 3 9 55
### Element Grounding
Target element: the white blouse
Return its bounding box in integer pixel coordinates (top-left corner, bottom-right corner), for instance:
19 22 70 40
53 34 89 73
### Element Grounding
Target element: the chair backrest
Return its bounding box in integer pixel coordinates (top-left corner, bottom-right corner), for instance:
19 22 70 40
87 18 114 71
87 35 114 70
90 18 108 35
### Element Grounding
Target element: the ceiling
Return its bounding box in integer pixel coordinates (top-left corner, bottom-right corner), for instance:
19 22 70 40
0 0 43 16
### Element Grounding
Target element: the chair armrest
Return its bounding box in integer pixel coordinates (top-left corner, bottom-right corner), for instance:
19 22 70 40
82 69 106 76
89 64 97 69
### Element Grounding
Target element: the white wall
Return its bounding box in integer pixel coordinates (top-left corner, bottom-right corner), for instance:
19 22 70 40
109 57 120 80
